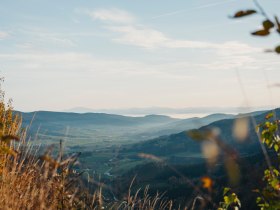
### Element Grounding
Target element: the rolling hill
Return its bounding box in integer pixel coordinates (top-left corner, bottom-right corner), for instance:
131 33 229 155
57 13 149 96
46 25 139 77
118 108 275 168
17 111 235 146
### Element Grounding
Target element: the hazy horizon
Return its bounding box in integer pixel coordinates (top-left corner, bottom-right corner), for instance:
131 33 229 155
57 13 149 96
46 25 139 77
15 105 271 119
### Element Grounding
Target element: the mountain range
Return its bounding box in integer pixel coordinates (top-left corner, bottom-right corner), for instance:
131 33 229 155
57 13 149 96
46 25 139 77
63 106 268 116
17 110 235 146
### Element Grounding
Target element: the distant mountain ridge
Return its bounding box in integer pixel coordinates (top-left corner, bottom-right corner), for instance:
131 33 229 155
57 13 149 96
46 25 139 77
15 110 236 145
64 106 269 116
18 111 177 126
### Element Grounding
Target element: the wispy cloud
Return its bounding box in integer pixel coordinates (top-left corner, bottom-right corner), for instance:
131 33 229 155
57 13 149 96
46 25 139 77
198 54 257 71
0 31 9 39
0 52 193 78
151 0 236 19
108 25 168 49
81 8 135 24
107 25 259 54
80 8 259 54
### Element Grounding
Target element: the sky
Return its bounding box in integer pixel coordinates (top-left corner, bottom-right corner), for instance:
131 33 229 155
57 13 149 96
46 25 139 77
0 0 280 113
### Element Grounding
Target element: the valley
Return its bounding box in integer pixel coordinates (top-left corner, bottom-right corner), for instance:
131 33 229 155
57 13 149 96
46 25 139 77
18 109 269 179
16 108 276 209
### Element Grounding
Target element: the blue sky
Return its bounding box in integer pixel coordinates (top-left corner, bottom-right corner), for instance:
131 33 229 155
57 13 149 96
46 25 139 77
0 0 280 112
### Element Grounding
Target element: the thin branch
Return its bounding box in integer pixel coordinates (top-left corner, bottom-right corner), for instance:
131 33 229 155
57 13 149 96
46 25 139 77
253 0 270 19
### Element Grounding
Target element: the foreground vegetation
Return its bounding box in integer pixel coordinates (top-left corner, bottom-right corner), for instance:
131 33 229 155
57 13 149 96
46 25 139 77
0 91 99 209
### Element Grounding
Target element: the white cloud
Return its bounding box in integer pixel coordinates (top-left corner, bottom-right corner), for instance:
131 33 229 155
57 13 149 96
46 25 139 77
151 0 236 19
0 31 9 39
0 52 186 77
108 26 168 49
33 31 76 47
83 8 135 23
198 55 257 71
81 8 259 54
107 25 260 54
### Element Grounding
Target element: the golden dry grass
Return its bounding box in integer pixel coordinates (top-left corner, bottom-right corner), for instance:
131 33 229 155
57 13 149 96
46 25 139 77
0 90 102 209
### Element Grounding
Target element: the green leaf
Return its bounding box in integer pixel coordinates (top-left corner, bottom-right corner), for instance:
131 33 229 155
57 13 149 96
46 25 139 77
232 10 257 18
223 187 230 195
274 144 279 152
265 113 274 120
273 168 280 176
224 196 230 204
270 178 279 189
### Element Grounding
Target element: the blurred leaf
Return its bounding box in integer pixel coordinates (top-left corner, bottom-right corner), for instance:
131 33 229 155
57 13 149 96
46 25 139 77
187 128 219 142
251 29 270 36
275 46 280 54
225 157 241 186
224 195 230 204
223 187 231 195
256 197 262 204
274 144 279 152
233 117 249 141
202 141 219 166
187 129 208 141
252 189 260 193
201 176 213 191
265 112 274 119
262 19 274 30
275 16 280 34
232 10 257 18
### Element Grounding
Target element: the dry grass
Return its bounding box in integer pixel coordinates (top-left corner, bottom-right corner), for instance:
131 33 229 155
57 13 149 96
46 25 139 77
111 178 175 210
0 93 104 209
